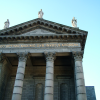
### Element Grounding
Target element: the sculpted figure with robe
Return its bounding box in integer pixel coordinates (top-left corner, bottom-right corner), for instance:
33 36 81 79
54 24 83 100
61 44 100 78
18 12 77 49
4 19 10 29
38 9 44 18
72 17 77 27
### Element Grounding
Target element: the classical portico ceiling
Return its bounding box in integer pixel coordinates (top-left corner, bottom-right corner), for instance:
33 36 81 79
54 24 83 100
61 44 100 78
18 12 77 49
0 18 88 50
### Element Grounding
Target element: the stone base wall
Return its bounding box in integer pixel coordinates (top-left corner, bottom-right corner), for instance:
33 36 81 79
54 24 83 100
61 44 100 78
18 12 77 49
0 61 10 100
86 86 96 100
3 65 75 100
4 79 14 100
4 76 75 100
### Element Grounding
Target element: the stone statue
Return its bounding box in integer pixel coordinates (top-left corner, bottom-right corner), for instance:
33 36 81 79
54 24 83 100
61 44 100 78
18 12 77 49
38 9 44 18
4 19 10 29
72 17 77 27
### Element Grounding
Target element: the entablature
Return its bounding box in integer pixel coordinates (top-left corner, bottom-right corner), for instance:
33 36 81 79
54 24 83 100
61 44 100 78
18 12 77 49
0 18 88 52
0 34 86 50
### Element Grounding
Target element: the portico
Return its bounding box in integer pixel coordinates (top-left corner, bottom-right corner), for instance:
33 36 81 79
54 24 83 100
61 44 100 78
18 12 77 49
0 18 88 100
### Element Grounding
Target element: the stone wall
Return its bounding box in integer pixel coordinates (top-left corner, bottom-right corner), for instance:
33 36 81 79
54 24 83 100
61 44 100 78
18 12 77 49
2 63 97 100
21 77 75 100
4 79 15 100
86 86 96 100
4 76 75 100
0 60 10 100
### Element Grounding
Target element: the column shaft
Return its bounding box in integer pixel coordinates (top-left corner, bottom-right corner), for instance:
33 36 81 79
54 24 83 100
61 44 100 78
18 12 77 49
44 52 55 100
12 53 27 100
73 52 87 100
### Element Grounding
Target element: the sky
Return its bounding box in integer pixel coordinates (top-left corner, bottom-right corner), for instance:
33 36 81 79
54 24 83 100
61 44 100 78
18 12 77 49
0 0 100 99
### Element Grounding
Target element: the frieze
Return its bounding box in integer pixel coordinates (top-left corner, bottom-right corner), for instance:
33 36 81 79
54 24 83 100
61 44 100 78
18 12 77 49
0 43 80 49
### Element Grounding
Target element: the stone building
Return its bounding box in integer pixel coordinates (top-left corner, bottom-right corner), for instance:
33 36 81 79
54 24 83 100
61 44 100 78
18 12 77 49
0 18 96 100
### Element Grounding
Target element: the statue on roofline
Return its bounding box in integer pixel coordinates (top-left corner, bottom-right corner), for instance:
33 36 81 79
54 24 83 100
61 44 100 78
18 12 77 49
38 9 44 18
4 19 10 29
72 17 77 27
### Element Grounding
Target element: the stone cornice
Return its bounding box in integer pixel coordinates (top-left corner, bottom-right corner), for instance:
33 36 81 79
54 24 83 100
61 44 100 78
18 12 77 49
0 18 88 36
0 34 86 50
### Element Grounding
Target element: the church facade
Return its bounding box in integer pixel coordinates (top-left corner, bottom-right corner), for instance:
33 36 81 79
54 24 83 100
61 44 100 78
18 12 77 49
0 18 96 100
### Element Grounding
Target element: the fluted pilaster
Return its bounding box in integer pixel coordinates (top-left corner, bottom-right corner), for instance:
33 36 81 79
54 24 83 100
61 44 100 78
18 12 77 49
12 52 28 100
73 52 87 100
44 52 56 100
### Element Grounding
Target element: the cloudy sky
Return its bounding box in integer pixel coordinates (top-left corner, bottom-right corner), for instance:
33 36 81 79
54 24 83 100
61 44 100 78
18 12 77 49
0 0 100 99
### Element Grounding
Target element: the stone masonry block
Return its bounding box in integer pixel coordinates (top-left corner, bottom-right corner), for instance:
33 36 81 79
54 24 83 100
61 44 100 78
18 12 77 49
75 61 82 67
76 79 85 87
45 80 53 87
44 94 53 100
76 66 83 73
16 73 24 80
17 67 25 74
13 87 22 94
45 87 53 94
46 73 53 80
77 94 87 100
46 61 53 67
18 62 26 68
12 94 21 100
46 67 53 73
77 86 86 94
76 73 84 80
14 80 23 87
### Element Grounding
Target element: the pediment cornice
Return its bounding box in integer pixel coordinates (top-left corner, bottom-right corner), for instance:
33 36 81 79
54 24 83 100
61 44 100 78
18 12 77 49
0 18 88 36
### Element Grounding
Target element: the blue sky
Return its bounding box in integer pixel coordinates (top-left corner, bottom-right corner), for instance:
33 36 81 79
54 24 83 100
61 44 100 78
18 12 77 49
0 0 100 99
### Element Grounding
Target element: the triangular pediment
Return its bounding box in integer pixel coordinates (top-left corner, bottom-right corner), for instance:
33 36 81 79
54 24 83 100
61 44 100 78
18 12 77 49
21 29 55 36
0 18 87 36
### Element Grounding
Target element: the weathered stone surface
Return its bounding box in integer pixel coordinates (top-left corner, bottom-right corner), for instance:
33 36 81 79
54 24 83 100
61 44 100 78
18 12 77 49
11 53 28 100
44 52 56 100
21 29 55 35
73 52 87 100
0 17 96 100
86 86 96 100
0 54 10 100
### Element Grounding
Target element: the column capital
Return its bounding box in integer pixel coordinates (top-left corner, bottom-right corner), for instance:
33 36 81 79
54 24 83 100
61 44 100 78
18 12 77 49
17 52 28 62
72 51 83 61
44 52 56 61
0 53 5 63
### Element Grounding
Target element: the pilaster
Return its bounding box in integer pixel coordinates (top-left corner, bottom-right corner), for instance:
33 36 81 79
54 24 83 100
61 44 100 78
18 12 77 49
44 52 56 100
72 52 87 100
12 52 28 100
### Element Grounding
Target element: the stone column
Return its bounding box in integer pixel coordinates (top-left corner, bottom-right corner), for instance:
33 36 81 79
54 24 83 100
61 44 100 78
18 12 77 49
44 52 56 100
12 52 28 100
73 52 87 100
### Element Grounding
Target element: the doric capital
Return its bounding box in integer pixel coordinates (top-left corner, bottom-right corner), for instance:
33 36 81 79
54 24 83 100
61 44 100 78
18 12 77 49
0 53 5 63
17 52 28 62
44 52 56 61
72 51 83 61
